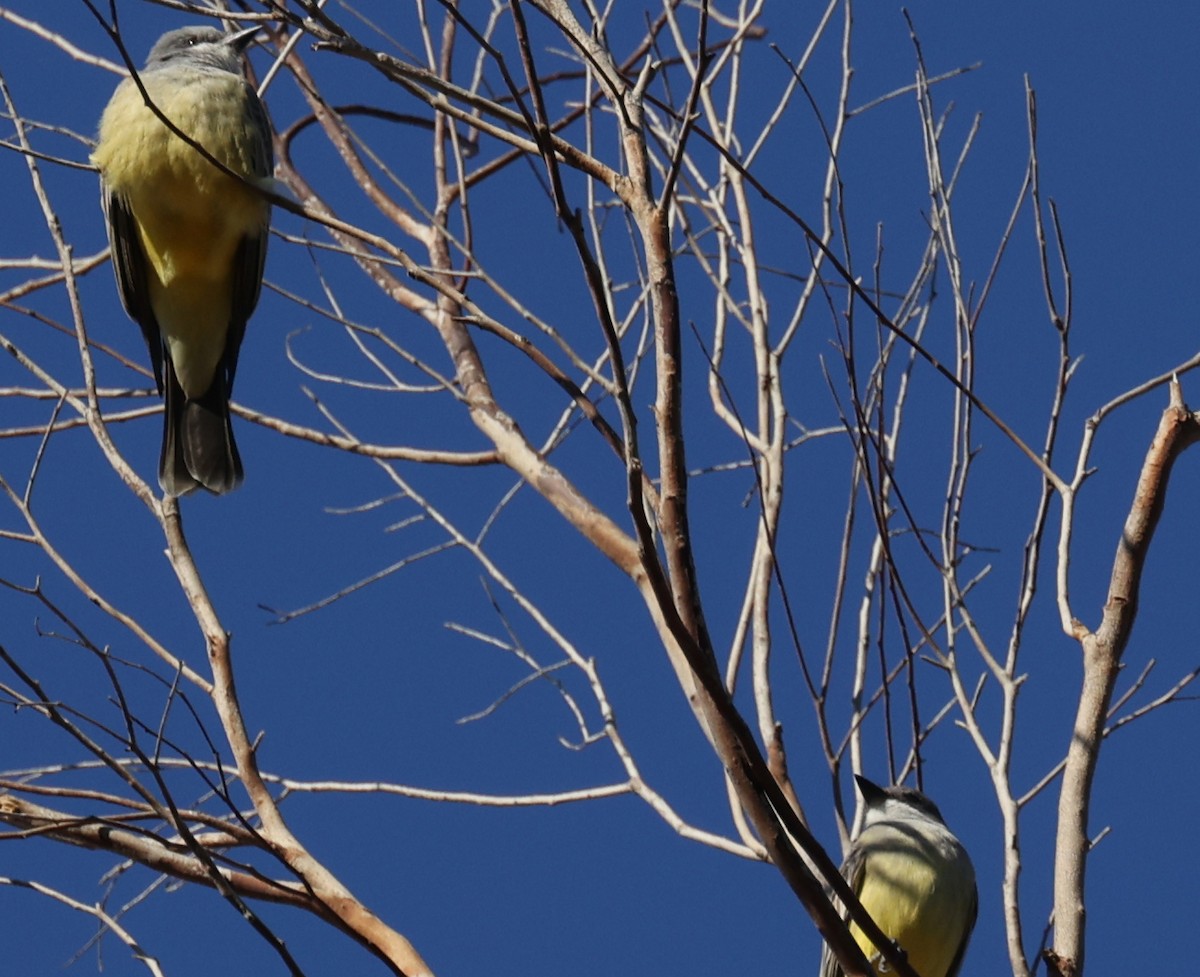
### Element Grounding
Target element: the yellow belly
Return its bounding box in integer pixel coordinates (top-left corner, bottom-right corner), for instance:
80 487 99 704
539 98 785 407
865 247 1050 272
93 69 269 395
849 836 974 977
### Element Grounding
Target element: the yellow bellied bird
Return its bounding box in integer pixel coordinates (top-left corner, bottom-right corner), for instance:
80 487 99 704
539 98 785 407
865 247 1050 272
93 25 273 495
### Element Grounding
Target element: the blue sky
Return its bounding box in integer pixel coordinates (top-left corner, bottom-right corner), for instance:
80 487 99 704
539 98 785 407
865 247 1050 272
1 2 1198 975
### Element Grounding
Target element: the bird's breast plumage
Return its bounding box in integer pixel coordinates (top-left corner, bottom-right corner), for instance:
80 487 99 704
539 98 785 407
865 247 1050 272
849 820 976 977
94 68 269 253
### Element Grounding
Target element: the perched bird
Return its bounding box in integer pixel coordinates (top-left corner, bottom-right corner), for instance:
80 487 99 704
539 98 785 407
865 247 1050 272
93 25 273 495
820 775 977 977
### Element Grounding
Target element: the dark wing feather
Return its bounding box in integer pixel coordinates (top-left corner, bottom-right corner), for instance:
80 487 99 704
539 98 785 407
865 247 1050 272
943 883 978 977
101 186 165 393
223 228 265 395
818 846 868 977
221 79 273 398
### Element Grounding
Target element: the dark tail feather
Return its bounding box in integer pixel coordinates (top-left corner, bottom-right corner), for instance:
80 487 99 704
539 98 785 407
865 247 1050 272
160 361 243 496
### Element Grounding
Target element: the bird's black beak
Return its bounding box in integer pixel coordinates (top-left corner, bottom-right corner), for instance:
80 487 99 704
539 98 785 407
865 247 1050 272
226 26 262 54
854 774 888 806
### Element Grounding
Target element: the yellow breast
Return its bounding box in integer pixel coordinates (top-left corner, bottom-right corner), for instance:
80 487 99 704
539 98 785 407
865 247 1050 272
849 824 975 977
94 70 267 282
92 67 270 395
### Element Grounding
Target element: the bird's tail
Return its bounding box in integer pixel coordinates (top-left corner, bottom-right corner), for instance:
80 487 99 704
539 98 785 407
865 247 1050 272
160 360 244 496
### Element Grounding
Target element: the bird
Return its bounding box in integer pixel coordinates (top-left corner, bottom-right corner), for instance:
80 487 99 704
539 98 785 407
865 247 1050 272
819 775 977 977
93 25 273 495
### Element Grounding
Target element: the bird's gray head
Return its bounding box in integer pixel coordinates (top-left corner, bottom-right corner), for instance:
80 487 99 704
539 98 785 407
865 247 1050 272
143 26 260 74
855 774 948 826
